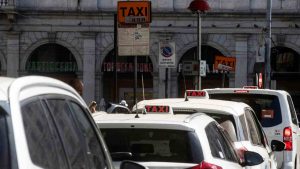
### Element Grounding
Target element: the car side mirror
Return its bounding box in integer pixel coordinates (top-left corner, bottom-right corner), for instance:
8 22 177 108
120 161 148 169
243 151 264 166
271 140 286 151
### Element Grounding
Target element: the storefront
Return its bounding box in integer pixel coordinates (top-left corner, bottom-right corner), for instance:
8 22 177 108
25 43 82 94
177 45 229 97
102 50 153 107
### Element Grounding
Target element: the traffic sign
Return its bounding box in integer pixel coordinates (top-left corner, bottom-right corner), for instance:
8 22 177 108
159 42 176 68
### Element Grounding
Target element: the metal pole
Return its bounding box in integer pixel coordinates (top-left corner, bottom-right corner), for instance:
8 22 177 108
265 0 272 89
198 12 202 90
114 13 118 102
134 56 137 106
165 68 168 98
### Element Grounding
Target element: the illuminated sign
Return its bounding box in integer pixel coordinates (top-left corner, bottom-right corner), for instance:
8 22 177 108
145 105 170 113
214 56 236 72
118 1 152 24
185 90 209 99
26 62 78 72
102 62 153 73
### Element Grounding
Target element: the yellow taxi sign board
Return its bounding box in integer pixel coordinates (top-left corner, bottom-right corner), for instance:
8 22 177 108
214 56 236 72
118 1 152 24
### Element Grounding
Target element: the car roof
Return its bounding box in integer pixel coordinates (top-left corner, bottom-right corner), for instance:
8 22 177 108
0 76 84 103
94 113 215 131
133 98 249 116
205 88 289 96
0 77 15 100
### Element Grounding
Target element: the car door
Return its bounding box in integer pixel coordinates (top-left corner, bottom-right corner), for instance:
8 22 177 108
244 109 270 169
287 95 300 168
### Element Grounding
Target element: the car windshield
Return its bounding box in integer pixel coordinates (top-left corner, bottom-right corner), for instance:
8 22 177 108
100 128 203 163
209 94 282 127
0 106 10 169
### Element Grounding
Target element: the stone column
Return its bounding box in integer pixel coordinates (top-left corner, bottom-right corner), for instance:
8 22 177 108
82 33 96 103
170 70 178 98
152 72 159 98
234 34 249 87
7 32 19 77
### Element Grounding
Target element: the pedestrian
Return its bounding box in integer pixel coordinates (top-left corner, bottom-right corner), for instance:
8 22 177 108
89 101 97 113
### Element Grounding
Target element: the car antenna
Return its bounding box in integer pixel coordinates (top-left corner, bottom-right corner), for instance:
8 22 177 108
182 71 188 101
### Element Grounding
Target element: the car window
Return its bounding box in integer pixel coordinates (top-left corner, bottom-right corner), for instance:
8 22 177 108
238 114 249 141
69 101 108 169
287 95 298 125
209 94 282 127
112 107 131 114
205 122 239 162
204 113 237 142
0 107 10 169
101 128 197 163
245 110 263 146
46 99 88 169
21 98 68 169
247 109 268 147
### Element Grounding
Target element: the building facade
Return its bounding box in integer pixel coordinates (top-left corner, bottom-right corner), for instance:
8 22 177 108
0 0 299 110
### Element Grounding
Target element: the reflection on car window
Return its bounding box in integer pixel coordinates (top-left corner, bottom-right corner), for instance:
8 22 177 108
47 99 87 169
21 99 68 169
101 129 194 163
245 111 263 146
287 95 298 125
0 107 10 169
70 101 108 169
209 94 282 127
205 122 239 162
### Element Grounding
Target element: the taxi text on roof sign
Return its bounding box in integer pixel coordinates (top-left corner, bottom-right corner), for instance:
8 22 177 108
145 105 169 113
118 1 152 24
185 90 209 99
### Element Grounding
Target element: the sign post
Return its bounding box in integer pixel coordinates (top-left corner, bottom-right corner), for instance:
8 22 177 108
117 1 151 106
159 41 176 98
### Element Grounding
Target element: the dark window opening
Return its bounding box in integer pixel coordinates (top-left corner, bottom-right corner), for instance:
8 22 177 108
0 107 10 169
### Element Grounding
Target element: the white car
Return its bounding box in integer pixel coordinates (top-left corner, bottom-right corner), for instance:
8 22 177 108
133 98 285 169
0 76 144 169
205 87 300 169
94 112 265 169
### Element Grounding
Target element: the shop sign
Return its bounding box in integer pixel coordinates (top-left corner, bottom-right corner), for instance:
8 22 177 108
182 61 199 76
159 41 176 68
102 62 153 73
214 56 236 72
118 1 152 24
26 61 78 72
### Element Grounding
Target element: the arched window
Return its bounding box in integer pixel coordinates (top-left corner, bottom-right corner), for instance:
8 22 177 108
271 46 299 72
178 45 228 97
102 50 153 107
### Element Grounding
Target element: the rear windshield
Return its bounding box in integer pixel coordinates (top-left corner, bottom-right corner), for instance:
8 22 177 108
0 107 10 169
101 128 203 163
209 94 282 127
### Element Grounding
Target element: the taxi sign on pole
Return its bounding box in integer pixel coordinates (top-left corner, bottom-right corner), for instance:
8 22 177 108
118 1 152 24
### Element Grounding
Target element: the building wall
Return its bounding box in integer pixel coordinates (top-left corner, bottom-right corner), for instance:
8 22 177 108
0 0 300 103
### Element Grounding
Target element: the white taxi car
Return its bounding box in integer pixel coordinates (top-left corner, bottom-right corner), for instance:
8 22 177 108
94 112 265 169
133 97 285 169
0 76 144 169
205 87 300 169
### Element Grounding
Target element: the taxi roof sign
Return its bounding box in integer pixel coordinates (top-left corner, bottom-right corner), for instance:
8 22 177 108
144 105 171 114
118 1 152 24
185 90 209 99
